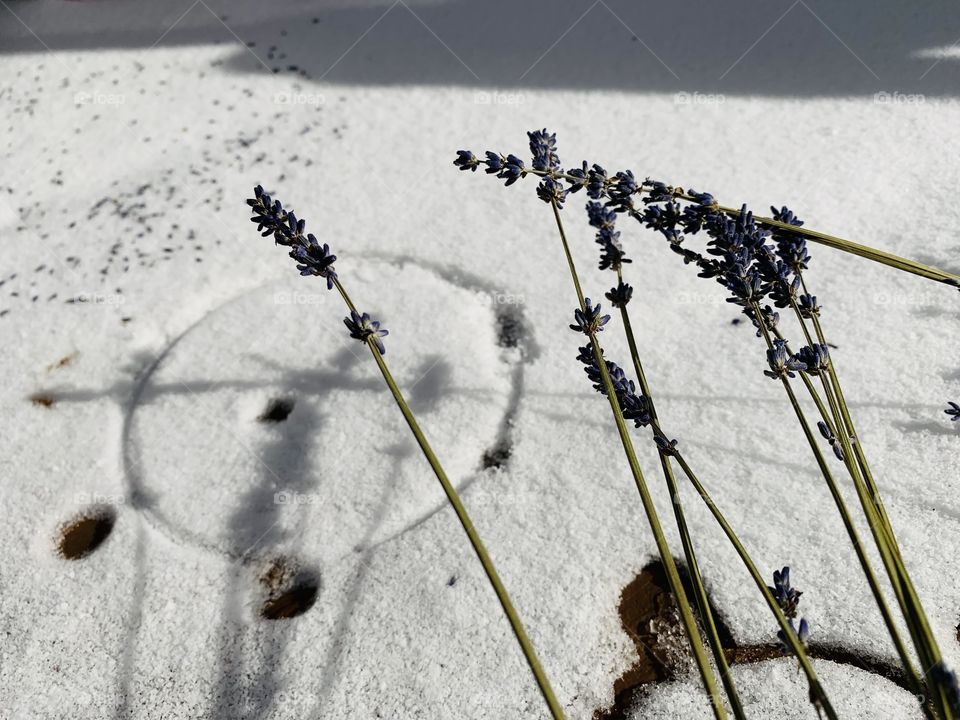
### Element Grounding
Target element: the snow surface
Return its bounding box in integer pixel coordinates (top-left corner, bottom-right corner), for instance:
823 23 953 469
0 1 958 718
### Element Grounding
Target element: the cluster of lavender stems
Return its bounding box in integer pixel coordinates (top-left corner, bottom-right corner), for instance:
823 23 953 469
459 134 831 720
635 179 956 719
456 131 959 719
245 186 566 720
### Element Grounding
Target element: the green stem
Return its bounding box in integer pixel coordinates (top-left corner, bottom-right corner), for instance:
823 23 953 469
817 366 953 717
616 293 835 717
754 309 927 705
586 333 726 720
669 449 838 720
789 279 950 716
738 208 959 289
368 344 566 719
549 202 727 719
816 370 952 718
617 298 745 720
796 275 901 557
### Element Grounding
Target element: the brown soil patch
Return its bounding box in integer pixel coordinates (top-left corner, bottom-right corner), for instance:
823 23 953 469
595 560 909 719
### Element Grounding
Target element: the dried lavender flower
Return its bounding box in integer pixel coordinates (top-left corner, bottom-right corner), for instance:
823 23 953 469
817 421 846 461
576 344 651 428
946 401 960 422
795 344 831 376
930 662 960 715
528 128 560 172
536 177 567 208
764 339 806 379
798 293 821 318
769 566 803 618
453 150 480 172
605 281 634 308
778 618 810 651
246 185 338 289
654 435 679 455
344 310 389 355
290 237 338 288
569 298 610 335
484 152 526 186
586 164 609 199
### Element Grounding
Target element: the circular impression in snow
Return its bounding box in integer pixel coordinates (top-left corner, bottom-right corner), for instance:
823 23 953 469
126 260 519 563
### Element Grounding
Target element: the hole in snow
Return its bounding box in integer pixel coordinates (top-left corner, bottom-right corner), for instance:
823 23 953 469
29 392 57 408
258 556 319 620
57 506 116 560
258 397 295 423
495 307 523 349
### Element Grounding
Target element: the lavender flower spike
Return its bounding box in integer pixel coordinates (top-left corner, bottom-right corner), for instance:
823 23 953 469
344 310 389 355
246 185 338 289
576 344 652 428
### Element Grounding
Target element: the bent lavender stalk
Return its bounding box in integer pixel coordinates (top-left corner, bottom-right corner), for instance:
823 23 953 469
245 185 566 720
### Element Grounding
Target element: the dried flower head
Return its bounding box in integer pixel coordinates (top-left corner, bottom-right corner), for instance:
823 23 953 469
528 128 560 172
798 293 821 318
536 177 567 208
344 310 389 355
764 339 806 379
569 298 610 335
453 150 480 172
484 152 526 186
605 281 634 308
654 435 679 455
817 421 846 461
290 236 338 288
795 344 831 376
769 566 803 618
946 401 960 422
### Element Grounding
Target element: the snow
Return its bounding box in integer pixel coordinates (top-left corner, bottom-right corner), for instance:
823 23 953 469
637 659 924 719
1 1 958 719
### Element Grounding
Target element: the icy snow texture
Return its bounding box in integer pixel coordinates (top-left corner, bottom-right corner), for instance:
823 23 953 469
1 1 959 719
